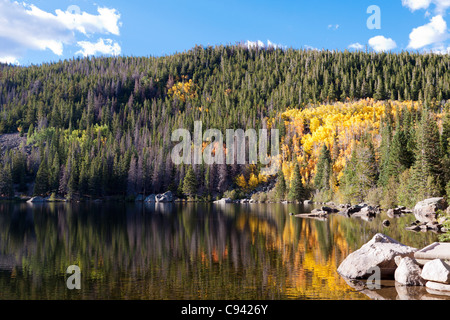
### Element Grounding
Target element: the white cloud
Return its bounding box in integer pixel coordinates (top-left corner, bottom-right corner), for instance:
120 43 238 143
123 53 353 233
328 24 340 30
245 40 285 50
431 44 450 53
407 15 448 49
52 7 121 36
0 0 121 63
76 38 121 57
368 36 397 52
0 56 20 65
402 0 450 14
304 45 320 51
348 42 365 50
402 0 433 11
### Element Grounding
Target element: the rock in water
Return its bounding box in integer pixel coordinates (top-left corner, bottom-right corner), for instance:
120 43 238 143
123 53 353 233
413 198 447 223
27 196 46 203
213 198 233 204
337 233 417 280
394 257 426 286
421 259 450 284
426 281 450 292
156 191 174 203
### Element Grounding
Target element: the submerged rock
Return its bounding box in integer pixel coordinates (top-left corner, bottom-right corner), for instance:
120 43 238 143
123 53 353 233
387 207 412 218
337 233 417 280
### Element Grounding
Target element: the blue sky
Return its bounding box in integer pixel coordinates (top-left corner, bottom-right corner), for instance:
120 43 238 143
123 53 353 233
0 0 449 65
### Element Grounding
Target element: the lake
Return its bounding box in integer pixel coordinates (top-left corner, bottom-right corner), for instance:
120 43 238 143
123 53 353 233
0 201 441 300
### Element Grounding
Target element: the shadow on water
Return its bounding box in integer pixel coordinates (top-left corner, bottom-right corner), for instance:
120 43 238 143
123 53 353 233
0 202 443 300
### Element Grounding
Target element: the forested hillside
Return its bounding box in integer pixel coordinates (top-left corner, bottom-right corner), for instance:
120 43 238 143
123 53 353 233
0 45 449 204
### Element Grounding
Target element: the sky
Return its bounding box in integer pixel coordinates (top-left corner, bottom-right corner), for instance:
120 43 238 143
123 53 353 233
0 0 449 65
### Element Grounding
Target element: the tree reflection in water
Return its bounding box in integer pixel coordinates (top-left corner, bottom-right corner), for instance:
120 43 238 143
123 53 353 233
0 202 439 300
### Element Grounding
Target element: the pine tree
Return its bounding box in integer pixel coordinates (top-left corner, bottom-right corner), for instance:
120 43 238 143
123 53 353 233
314 144 332 190
0 162 14 197
274 169 287 201
441 110 450 185
11 151 27 192
409 108 444 202
34 160 49 196
343 139 377 204
183 166 198 198
374 76 386 101
390 128 413 176
288 162 305 202
378 119 393 187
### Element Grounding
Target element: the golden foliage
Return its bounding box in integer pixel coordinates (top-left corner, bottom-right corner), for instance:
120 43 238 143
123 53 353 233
168 79 197 102
280 99 419 184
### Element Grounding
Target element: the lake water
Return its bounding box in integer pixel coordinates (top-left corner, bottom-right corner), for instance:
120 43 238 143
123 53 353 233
0 202 441 300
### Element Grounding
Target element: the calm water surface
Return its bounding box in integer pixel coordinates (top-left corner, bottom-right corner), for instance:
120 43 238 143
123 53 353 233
0 202 440 300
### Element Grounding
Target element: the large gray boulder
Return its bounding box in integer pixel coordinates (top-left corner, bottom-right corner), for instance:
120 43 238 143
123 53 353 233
421 259 450 284
156 191 174 203
413 198 447 223
213 198 233 204
27 196 46 203
394 257 426 286
337 233 417 280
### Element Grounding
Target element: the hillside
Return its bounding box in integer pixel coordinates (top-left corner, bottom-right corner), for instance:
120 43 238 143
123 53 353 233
0 45 449 203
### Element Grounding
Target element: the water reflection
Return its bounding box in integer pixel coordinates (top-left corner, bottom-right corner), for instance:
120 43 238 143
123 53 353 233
0 202 441 300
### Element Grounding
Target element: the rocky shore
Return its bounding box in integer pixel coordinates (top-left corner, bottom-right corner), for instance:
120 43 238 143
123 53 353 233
337 233 450 299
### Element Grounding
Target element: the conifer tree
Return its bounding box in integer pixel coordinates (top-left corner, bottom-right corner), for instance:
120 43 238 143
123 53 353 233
314 144 332 190
288 162 305 202
183 166 198 198
0 162 14 197
274 169 287 201
408 108 444 203
34 160 49 196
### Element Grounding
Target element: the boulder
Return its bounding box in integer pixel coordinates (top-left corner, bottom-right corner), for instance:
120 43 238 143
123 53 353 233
321 206 339 213
144 194 156 202
213 198 233 204
426 281 450 292
156 191 173 203
350 206 379 221
421 259 450 284
339 203 376 217
394 257 426 286
304 200 313 205
337 233 418 280
413 198 447 223
27 196 46 203
387 207 412 218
